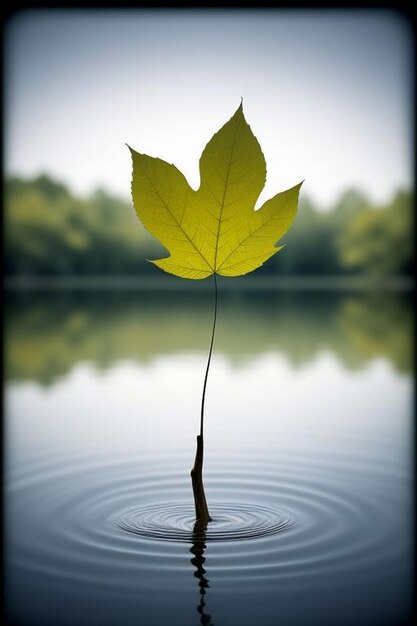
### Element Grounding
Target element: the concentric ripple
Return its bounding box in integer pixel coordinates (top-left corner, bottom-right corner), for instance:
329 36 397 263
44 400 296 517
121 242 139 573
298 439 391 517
117 502 295 541
4 430 413 626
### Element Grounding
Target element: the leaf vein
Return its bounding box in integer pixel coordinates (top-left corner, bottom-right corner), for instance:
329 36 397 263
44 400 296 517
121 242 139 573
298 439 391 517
139 164 213 271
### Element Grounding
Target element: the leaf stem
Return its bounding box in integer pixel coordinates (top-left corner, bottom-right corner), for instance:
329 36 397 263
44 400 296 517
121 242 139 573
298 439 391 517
200 273 218 437
191 272 217 522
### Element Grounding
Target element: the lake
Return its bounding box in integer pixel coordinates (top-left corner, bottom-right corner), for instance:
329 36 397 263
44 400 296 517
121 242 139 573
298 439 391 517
4 284 414 625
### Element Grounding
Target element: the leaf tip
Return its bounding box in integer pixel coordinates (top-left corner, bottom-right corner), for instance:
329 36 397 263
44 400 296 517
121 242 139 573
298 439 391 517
231 98 245 125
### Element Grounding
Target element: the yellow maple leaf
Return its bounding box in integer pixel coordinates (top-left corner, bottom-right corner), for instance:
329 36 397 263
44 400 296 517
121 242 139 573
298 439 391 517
129 103 302 279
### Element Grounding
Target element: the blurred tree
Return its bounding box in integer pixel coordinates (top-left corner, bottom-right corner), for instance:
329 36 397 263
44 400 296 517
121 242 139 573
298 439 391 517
338 190 412 274
4 175 164 275
4 175 412 277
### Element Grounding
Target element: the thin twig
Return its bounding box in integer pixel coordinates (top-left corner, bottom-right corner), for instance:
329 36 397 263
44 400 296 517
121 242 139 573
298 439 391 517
200 273 218 438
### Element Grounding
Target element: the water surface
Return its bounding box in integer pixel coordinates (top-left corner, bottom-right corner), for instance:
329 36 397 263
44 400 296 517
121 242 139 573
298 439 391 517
4 288 413 625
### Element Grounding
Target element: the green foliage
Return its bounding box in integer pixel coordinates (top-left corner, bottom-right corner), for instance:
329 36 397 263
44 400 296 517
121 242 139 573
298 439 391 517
129 104 302 279
4 174 163 275
4 175 413 277
337 190 413 274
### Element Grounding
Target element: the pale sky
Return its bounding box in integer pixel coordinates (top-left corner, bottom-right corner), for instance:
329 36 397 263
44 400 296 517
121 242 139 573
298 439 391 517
4 9 413 209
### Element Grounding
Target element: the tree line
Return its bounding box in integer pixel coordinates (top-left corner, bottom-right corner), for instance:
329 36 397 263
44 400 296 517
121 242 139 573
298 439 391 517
4 174 412 276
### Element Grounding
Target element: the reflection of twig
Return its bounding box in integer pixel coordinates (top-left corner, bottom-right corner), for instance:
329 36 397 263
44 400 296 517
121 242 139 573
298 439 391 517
190 520 214 625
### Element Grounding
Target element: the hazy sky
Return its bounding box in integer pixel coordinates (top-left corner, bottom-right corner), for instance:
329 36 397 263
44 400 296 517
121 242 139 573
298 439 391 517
5 9 413 208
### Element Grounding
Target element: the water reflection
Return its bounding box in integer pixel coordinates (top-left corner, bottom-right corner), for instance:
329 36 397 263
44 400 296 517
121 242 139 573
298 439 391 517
4 288 413 385
5 286 413 626
190 520 214 626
